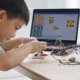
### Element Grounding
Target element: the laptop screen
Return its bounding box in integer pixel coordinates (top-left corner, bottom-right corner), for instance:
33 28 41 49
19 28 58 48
30 9 79 45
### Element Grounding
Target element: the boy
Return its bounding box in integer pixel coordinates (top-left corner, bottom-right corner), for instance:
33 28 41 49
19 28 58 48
0 0 47 71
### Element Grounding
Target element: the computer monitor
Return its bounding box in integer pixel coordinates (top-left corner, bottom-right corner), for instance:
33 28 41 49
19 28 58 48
30 9 79 46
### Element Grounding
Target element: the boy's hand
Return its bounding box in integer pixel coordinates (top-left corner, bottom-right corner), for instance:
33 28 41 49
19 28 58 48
26 41 47 53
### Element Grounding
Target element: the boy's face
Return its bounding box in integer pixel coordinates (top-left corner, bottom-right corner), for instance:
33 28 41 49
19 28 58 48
0 10 25 42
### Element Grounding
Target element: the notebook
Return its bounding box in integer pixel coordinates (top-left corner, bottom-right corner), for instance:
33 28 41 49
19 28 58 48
30 9 80 49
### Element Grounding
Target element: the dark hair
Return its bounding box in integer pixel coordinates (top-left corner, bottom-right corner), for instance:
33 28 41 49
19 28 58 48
0 0 29 25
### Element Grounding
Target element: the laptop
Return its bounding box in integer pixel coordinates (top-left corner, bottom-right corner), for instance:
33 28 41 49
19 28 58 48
30 9 80 49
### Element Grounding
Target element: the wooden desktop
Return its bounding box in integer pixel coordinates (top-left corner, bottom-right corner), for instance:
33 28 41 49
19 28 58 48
15 52 80 80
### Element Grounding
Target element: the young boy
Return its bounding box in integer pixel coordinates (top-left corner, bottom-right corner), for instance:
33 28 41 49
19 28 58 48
0 0 47 71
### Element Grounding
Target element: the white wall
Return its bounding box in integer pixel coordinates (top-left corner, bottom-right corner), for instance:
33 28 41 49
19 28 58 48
66 0 79 8
26 0 48 9
48 0 66 8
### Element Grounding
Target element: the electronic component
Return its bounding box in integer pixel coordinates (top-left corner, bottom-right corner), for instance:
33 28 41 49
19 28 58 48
69 57 75 63
32 52 48 59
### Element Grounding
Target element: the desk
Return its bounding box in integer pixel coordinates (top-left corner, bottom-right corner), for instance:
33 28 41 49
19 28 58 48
15 53 80 80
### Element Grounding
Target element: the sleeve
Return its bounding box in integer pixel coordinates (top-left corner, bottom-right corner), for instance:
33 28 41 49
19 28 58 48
0 46 5 52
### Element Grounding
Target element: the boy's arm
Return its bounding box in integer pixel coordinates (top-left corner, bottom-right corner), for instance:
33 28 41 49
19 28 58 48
1 38 22 51
0 41 47 71
1 37 37 51
0 43 32 71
